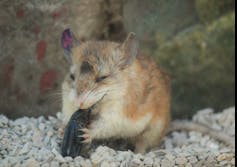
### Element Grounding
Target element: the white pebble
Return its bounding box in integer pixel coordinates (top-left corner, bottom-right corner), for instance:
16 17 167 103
80 159 92 167
91 152 103 164
185 163 192 167
52 148 65 162
164 138 173 150
101 161 111 167
165 153 175 161
0 115 8 126
50 161 60 167
161 159 174 167
144 156 153 166
38 123 45 131
231 158 235 165
24 157 40 167
188 156 198 164
0 106 235 166
175 157 187 165
41 163 50 167
19 143 31 155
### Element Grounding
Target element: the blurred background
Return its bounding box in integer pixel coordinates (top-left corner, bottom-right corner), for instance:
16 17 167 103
0 0 235 119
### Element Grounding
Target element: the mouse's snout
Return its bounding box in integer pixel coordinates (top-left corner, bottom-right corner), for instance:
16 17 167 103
75 87 107 110
75 91 97 109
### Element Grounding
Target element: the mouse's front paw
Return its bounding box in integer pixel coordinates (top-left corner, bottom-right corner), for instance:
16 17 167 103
79 128 92 144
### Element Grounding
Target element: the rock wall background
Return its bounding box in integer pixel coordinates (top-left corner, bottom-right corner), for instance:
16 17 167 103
0 0 235 119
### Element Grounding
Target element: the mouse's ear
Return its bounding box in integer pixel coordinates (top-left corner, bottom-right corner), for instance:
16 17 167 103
120 32 139 68
61 28 80 62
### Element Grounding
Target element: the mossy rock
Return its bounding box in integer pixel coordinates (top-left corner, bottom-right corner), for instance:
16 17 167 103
155 12 235 118
195 0 235 23
123 0 198 42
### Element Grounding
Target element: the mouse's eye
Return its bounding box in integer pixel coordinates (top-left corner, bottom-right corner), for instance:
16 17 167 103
81 61 93 74
95 76 108 83
70 74 75 81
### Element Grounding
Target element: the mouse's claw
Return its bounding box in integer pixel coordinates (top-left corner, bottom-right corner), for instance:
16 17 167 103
79 128 92 144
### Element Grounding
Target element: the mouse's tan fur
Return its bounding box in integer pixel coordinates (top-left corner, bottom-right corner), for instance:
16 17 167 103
62 33 170 153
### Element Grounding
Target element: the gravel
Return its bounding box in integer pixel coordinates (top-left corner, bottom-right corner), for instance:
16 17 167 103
0 107 235 167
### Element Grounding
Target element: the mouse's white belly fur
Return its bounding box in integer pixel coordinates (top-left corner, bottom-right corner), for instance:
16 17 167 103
62 81 77 124
90 100 152 140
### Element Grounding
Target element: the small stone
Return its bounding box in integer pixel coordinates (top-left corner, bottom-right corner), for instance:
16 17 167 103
172 132 188 146
206 155 215 163
144 156 153 166
164 138 173 149
193 159 205 167
188 156 198 164
24 158 40 167
61 163 69 167
20 124 28 134
41 163 50 167
120 161 129 167
231 158 235 165
107 147 116 156
57 127 64 138
38 123 45 131
146 152 156 159
0 115 8 126
206 141 219 150
19 143 31 155
153 161 161 167
116 153 125 162
47 131 54 137
96 146 107 154
50 161 60 167
80 159 92 167
64 156 73 162
219 160 228 166
165 153 175 161
175 157 187 165
116 151 132 161
74 156 84 166
161 159 174 167
197 152 208 160
91 153 103 164
50 139 58 148
219 148 232 153
131 158 142 165
48 116 57 123
185 163 192 167
109 161 120 167
68 162 75 167
43 136 50 144
101 161 111 167
14 117 29 126
52 148 65 162
154 150 167 156
217 153 233 161
133 153 144 161
32 129 43 147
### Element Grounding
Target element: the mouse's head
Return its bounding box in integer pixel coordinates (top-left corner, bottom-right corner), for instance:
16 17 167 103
61 29 139 109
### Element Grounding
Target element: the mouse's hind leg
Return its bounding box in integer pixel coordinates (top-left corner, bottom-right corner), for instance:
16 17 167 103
134 120 167 154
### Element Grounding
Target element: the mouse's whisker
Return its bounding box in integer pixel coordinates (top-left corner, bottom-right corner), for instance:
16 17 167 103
46 98 61 106
84 86 99 101
46 92 63 105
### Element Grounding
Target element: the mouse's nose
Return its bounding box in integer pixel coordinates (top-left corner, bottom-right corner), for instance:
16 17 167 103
75 96 84 109
79 102 84 108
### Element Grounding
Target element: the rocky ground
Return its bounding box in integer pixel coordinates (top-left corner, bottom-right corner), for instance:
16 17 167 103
0 107 235 167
